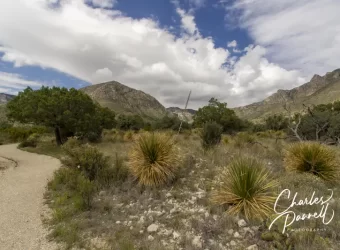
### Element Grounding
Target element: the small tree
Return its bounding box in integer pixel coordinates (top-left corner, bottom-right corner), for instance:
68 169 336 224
7 87 115 145
193 98 242 133
265 114 288 131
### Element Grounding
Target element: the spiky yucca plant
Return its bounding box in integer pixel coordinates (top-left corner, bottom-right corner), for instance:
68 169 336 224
128 132 177 187
211 157 278 220
284 142 339 182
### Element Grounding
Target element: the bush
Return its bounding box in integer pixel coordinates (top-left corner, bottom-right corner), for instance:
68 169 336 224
200 122 223 149
97 153 128 187
18 133 40 148
76 174 95 209
1 126 48 142
61 138 110 181
284 142 339 182
233 132 256 147
128 132 178 187
211 156 278 220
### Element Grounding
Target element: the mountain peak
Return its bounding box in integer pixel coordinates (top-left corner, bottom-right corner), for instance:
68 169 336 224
80 81 167 120
0 93 15 104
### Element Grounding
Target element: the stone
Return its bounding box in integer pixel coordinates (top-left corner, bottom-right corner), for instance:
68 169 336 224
166 193 172 198
230 240 237 246
192 236 202 248
238 219 247 227
148 235 154 241
99 190 106 196
233 231 242 238
147 224 159 233
213 215 218 221
115 221 121 224
173 231 180 239
228 229 234 235
246 244 259 250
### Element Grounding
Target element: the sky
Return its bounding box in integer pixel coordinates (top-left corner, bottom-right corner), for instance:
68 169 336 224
0 0 339 109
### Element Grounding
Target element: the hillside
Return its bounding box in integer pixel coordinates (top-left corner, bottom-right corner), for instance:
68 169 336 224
166 107 196 123
0 93 14 104
234 68 340 121
80 81 167 120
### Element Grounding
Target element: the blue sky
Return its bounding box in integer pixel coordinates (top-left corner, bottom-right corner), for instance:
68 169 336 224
0 0 339 108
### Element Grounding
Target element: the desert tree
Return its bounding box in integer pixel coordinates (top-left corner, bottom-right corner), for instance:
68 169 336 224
193 97 244 133
7 86 116 145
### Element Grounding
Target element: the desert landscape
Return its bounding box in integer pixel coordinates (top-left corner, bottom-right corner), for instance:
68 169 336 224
1 69 340 250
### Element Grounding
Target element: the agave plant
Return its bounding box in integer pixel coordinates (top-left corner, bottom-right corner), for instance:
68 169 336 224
128 132 178 187
211 156 278 220
284 142 339 182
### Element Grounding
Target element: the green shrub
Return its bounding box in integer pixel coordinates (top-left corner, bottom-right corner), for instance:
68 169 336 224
284 142 339 182
18 133 40 148
61 139 110 181
211 156 278 220
97 153 128 187
128 132 178 187
200 122 223 149
76 174 95 209
1 126 48 142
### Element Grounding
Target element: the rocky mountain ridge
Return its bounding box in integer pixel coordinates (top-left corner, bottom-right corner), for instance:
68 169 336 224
233 68 340 121
80 81 168 120
0 93 15 104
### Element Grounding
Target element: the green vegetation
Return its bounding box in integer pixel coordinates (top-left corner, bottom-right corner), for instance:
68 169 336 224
128 132 178 187
193 98 245 133
211 157 278 220
265 114 288 131
200 121 222 149
6 87 116 145
284 142 339 182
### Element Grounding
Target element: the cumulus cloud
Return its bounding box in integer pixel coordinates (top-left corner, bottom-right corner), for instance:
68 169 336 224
227 0 340 77
86 0 116 8
0 72 42 94
0 0 306 108
227 40 237 48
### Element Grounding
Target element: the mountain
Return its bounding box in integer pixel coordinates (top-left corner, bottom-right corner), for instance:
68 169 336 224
0 93 15 104
80 81 167 120
234 68 340 121
166 107 196 123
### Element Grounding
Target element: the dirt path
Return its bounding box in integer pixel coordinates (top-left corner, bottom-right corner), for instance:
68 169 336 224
0 144 61 250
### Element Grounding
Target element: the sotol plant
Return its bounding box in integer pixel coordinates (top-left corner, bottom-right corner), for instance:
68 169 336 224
284 142 339 182
211 156 278 220
128 132 178 187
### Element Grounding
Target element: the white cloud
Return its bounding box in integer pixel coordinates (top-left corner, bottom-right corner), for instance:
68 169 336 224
227 0 340 77
0 72 42 94
0 0 306 108
86 0 116 8
176 8 198 35
188 0 205 9
227 40 237 48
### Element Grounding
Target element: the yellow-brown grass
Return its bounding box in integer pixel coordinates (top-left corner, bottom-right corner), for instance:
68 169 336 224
284 142 339 182
211 156 278 220
128 132 178 187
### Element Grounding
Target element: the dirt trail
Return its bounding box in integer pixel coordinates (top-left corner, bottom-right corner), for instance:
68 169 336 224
0 144 60 250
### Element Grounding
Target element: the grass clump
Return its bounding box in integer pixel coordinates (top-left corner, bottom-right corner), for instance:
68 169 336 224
211 156 278 220
200 122 223 149
18 133 40 148
128 132 178 187
284 142 339 182
61 138 110 181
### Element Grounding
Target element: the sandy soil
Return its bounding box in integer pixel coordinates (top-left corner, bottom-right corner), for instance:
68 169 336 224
0 144 61 250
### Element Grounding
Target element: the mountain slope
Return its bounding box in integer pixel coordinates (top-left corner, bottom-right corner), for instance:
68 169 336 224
80 81 167 120
166 107 196 123
0 93 15 104
234 69 340 121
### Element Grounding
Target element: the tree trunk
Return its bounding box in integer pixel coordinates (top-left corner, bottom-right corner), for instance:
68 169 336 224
54 126 63 146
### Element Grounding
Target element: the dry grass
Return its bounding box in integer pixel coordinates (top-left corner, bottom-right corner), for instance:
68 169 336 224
284 142 339 182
